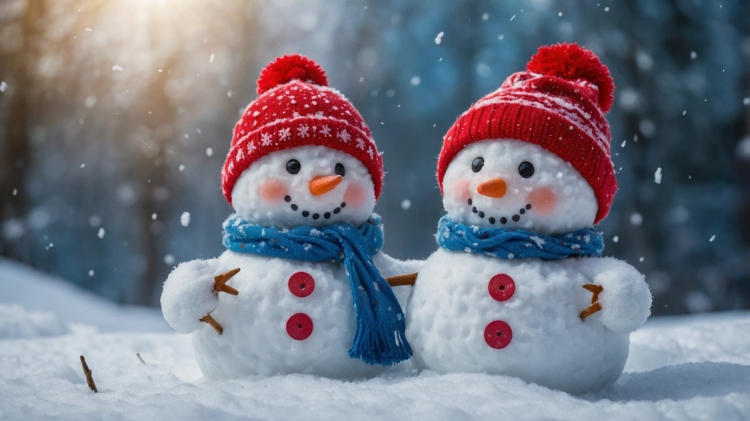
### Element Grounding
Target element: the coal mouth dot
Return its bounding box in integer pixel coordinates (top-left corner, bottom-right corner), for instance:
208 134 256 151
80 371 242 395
469 199 531 226
289 195 346 220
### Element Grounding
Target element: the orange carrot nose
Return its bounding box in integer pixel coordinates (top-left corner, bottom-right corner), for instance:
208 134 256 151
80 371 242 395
309 175 343 196
477 178 507 198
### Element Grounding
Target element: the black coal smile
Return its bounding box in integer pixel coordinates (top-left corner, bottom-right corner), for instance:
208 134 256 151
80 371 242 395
468 198 531 225
285 195 346 220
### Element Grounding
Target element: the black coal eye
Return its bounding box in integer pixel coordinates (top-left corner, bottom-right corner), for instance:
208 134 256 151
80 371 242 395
518 161 534 178
335 163 346 177
286 159 301 174
472 157 484 173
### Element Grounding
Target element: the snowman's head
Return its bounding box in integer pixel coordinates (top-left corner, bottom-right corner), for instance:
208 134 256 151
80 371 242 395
231 146 375 228
442 139 597 234
221 54 385 228
437 44 619 227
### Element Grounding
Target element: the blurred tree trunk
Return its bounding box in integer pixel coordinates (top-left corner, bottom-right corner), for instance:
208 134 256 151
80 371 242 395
0 0 44 260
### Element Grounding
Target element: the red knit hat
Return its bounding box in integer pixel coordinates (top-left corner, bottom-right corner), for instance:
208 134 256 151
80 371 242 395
437 43 617 224
221 55 383 205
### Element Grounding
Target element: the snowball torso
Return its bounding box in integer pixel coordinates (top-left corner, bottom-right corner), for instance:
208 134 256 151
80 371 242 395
406 249 630 394
192 250 413 379
407 139 650 394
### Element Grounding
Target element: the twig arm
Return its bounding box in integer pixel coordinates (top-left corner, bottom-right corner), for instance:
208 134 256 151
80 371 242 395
214 268 240 295
580 284 604 320
386 272 418 287
200 314 224 334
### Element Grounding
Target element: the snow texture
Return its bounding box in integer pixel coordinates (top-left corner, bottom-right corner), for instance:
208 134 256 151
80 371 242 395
0 258 169 333
406 249 651 394
162 249 420 379
0 305 68 339
442 139 598 234
160 258 221 334
0 261 747 421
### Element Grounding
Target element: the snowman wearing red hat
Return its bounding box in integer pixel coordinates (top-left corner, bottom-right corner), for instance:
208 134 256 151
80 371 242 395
404 44 652 394
160 55 418 379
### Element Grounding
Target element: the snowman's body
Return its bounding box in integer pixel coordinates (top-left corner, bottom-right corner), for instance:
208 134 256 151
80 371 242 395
406 138 651 394
161 144 419 379
407 249 633 394
188 250 414 379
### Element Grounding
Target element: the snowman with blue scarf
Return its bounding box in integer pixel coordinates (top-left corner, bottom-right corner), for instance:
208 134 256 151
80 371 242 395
161 55 419 379
404 44 652 394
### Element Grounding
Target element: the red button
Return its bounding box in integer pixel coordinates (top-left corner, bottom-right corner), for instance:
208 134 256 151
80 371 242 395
286 313 313 340
484 320 512 349
288 272 315 298
488 274 515 302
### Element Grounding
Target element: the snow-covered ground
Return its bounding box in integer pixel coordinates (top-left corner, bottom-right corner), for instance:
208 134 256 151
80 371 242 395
1 258 749 421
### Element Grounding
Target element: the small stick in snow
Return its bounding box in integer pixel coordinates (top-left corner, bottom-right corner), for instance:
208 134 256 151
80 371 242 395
200 314 224 335
580 284 604 320
387 272 418 287
80 355 98 393
137 353 146 365
214 268 240 295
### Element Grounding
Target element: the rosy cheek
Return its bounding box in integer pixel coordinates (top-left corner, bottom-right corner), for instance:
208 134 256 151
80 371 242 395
344 183 366 208
526 187 558 215
450 178 471 202
258 179 288 203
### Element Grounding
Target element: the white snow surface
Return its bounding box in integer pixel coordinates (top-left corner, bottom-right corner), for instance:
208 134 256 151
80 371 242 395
0 258 169 333
2 259 750 420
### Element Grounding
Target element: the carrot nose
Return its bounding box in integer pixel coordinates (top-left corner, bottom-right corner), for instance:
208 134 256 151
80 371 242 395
309 175 343 196
477 178 507 198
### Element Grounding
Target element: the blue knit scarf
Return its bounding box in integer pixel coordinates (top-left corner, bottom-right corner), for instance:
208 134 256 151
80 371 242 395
222 213 411 366
437 215 603 260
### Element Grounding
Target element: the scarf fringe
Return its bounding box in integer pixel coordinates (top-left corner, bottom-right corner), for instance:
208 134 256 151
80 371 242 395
349 319 413 366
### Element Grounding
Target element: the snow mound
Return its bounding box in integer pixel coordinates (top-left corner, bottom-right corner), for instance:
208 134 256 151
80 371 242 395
0 304 68 339
0 258 169 333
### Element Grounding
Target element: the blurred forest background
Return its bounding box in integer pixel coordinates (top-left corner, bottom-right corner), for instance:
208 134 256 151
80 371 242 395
1 0 750 316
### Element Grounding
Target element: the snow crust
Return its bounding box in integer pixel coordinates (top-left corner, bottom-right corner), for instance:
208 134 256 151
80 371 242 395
1 260 748 421
442 139 598 234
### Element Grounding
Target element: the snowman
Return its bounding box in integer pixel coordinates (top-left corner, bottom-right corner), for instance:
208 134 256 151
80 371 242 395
161 55 419 379
404 44 652 394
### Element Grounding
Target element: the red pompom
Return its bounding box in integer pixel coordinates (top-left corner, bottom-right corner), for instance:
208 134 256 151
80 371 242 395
526 43 614 113
256 54 329 95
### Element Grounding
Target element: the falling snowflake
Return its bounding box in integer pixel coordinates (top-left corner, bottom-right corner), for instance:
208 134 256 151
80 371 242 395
261 133 273 146
338 129 351 143
356 138 365 149
180 212 191 227
297 125 310 138
320 125 332 137
278 128 291 142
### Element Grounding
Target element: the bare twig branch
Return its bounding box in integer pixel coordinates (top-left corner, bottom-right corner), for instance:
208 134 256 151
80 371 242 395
200 314 223 334
386 272 418 287
214 268 240 295
580 284 604 320
80 355 98 393
136 353 146 365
